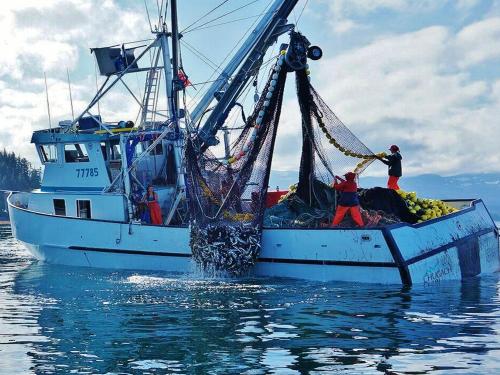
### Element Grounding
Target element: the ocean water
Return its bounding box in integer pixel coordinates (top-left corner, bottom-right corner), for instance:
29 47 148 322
1 224 500 374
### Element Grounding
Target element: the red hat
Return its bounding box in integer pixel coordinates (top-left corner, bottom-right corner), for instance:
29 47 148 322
389 145 399 152
344 172 356 181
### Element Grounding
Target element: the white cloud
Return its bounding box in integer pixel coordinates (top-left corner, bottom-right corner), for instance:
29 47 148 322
332 19 360 34
456 0 482 10
0 0 148 80
303 20 500 175
0 0 151 163
455 17 500 67
0 1 499 179
322 0 439 34
271 14 500 176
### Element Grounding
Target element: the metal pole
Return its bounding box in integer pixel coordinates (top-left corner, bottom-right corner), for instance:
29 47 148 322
222 126 230 159
170 0 180 115
94 60 101 118
160 34 174 119
66 68 75 121
43 72 52 130
120 134 134 222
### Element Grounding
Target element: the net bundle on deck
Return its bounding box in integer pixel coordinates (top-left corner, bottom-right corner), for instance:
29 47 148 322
185 60 287 276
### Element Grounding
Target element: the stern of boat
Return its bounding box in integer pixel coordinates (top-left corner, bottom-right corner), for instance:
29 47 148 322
389 199 500 286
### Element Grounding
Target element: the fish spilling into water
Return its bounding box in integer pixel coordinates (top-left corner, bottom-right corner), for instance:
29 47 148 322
190 224 261 276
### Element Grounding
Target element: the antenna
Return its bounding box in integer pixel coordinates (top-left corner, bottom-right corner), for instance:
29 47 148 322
66 68 75 121
156 0 162 28
94 60 101 118
144 0 154 33
43 72 52 130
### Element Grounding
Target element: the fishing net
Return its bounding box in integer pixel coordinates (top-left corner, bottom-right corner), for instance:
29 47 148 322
294 69 378 206
185 48 385 275
185 59 287 276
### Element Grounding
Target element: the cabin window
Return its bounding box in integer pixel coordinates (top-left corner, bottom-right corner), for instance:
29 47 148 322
64 143 89 163
135 142 144 155
39 144 58 163
76 200 92 219
53 199 66 216
110 140 121 161
100 142 108 161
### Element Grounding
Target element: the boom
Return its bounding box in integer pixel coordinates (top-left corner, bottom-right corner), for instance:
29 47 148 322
190 0 299 149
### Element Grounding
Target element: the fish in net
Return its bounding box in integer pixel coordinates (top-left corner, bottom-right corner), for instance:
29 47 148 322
185 55 288 276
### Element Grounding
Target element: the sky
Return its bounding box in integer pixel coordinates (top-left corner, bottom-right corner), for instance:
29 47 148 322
0 0 499 177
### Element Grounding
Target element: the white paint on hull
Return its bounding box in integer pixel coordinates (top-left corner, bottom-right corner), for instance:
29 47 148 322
8 193 500 285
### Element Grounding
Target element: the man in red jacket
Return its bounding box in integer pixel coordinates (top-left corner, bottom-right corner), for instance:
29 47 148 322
331 172 364 227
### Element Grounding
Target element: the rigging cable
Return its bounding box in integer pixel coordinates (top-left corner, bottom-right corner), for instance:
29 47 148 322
296 0 309 28
183 10 277 34
186 0 275 109
181 0 232 33
186 53 278 88
183 0 260 33
180 40 221 72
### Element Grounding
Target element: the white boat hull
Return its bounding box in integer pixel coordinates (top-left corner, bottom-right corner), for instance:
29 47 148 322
8 193 500 285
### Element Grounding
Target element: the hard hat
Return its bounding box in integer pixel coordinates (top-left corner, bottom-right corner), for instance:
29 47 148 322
389 145 400 152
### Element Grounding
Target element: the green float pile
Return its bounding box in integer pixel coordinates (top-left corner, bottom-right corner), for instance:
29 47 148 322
396 190 458 223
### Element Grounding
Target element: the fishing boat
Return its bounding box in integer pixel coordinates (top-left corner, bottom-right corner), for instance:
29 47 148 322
7 0 500 286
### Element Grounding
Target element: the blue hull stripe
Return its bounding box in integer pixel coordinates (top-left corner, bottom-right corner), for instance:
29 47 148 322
258 257 396 267
69 246 191 258
69 246 396 268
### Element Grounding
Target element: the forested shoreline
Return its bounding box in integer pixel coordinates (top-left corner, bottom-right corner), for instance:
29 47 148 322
0 150 41 217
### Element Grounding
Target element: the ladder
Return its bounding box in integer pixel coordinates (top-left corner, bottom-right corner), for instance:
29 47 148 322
140 68 162 128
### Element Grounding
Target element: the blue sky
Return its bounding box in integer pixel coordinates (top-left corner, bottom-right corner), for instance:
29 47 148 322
0 0 499 177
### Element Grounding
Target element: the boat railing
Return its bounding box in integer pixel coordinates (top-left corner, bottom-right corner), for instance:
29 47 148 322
7 191 30 209
441 199 476 210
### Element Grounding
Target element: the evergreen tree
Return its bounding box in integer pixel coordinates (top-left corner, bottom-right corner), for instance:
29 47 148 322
0 149 41 216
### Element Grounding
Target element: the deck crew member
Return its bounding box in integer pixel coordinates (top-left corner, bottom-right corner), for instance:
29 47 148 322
379 145 402 190
331 172 364 227
143 185 163 225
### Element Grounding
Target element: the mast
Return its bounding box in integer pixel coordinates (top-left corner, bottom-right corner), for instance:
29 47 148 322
160 30 174 119
170 0 180 116
164 0 186 225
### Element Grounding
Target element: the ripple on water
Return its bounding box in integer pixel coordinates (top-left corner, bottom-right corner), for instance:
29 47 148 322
1 224 500 374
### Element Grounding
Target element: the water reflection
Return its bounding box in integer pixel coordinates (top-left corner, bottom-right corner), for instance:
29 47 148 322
1 224 500 374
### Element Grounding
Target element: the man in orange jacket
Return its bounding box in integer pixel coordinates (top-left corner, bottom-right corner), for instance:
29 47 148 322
331 172 364 227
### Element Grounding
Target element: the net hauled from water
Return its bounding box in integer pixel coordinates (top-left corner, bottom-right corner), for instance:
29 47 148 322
185 58 287 276
185 52 382 275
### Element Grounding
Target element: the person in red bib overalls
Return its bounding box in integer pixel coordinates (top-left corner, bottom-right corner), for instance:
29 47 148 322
143 185 163 225
331 172 364 227
379 145 402 190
